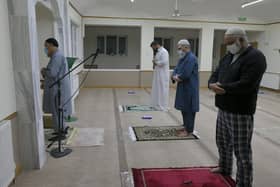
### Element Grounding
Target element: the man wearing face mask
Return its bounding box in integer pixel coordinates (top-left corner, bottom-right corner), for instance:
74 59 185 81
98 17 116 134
172 39 199 137
41 38 72 134
150 41 170 111
208 28 266 187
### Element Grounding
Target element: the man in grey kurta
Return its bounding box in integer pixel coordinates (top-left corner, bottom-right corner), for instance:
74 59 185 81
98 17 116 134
172 39 199 137
41 38 72 133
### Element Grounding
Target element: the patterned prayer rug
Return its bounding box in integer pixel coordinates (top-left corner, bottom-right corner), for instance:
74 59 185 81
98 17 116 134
44 126 76 148
45 127 104 148
131 126 199 141
119 105 158 112
132 167 236 187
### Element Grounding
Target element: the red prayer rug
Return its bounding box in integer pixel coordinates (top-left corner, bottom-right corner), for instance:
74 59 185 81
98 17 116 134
132 167 235 187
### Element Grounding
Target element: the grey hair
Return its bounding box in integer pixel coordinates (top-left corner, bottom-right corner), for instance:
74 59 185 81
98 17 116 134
178 39 191 48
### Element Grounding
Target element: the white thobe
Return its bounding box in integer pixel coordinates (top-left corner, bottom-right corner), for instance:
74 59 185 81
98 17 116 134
151 47 170 111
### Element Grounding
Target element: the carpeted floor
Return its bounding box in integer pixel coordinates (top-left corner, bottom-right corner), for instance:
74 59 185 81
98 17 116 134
132 167 235 187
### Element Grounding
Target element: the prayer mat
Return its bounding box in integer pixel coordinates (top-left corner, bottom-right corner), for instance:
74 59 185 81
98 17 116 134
44 126 76 148
65 116 78 122
131 126 199 141
119 105 158 112
66 128 104 147
128 90 136 95
132 167 235 187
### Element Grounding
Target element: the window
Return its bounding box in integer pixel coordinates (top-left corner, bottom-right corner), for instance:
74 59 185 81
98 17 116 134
106 36 117 56
188 38 199 57
154 37 172 55
70 21 78 57
97 36 105 54
119 36 127 56
97 35 128 56
154 37 163 45
163 38 172 55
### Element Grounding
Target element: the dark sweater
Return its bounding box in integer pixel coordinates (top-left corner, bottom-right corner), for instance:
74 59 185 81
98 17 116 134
208 46 267 115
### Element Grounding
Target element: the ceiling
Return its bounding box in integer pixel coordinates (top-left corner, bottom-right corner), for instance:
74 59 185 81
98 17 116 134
70 0 280 24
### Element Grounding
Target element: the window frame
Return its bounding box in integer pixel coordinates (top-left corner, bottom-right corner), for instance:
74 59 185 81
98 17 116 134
70 21 78 57
96 35 128 57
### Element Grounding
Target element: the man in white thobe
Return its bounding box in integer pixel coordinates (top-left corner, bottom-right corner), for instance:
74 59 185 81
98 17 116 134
150 41 170 111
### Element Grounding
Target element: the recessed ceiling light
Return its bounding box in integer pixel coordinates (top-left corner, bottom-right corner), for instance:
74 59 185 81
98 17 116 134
241 0 264 8
130 0 134 2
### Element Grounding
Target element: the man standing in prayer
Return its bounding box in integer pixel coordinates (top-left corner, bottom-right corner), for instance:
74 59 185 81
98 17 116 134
172 39 199 137
208 28 266 187
150 41 170 111
41 38 72 134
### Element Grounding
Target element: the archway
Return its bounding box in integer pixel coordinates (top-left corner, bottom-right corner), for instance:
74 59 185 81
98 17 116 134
34 0 70 129
35 3 55 69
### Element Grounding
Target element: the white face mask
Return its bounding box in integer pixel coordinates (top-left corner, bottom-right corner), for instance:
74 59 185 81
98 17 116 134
227 42 241 54
44 47 49 56
177 50 186 58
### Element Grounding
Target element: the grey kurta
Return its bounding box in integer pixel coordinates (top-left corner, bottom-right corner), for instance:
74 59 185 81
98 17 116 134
43 50 72 131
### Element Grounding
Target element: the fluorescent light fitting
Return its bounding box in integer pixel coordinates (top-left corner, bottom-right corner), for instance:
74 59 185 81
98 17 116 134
241 0 264 8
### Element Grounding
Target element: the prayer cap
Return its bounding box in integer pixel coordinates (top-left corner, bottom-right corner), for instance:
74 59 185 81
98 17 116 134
225 28 247 37
178 39 190 46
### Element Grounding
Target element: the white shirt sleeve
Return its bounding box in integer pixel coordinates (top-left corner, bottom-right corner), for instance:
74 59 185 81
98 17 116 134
155 49 169 67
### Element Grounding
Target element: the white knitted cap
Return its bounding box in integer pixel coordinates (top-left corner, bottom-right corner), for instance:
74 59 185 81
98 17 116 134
225 28 247 37
178 39 190 46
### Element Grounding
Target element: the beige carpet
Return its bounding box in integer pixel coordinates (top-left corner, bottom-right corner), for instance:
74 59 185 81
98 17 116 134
66 128 104 147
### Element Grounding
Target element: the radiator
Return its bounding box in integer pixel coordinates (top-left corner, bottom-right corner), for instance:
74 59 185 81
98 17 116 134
0 120 15 187
261 72 280 90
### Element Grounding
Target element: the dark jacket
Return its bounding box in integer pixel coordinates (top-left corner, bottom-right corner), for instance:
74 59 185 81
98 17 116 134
173 52 199 112
208 46 267 115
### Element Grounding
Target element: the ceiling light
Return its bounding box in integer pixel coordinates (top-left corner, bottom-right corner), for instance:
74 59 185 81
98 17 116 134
130 0 134 2
241 0 264 8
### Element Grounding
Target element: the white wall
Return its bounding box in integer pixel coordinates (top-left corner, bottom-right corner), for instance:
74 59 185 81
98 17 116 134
260 24 280 89
80 17 280 89
0 0 16 120
262 24 280 73
36 3 54 69
155 28 200 67
68 4 83 59
83 17 266 72
84 26 141 69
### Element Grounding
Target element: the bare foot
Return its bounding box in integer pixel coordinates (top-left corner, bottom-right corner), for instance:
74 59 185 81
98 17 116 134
177 130 189 137
177 128 186 132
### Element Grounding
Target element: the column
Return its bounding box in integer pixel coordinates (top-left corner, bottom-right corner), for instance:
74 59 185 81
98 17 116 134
199 26 214 71
140 24 154 70
7 0 47 169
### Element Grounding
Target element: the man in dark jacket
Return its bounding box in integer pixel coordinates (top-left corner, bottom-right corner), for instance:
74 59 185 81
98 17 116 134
208 28 266 187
